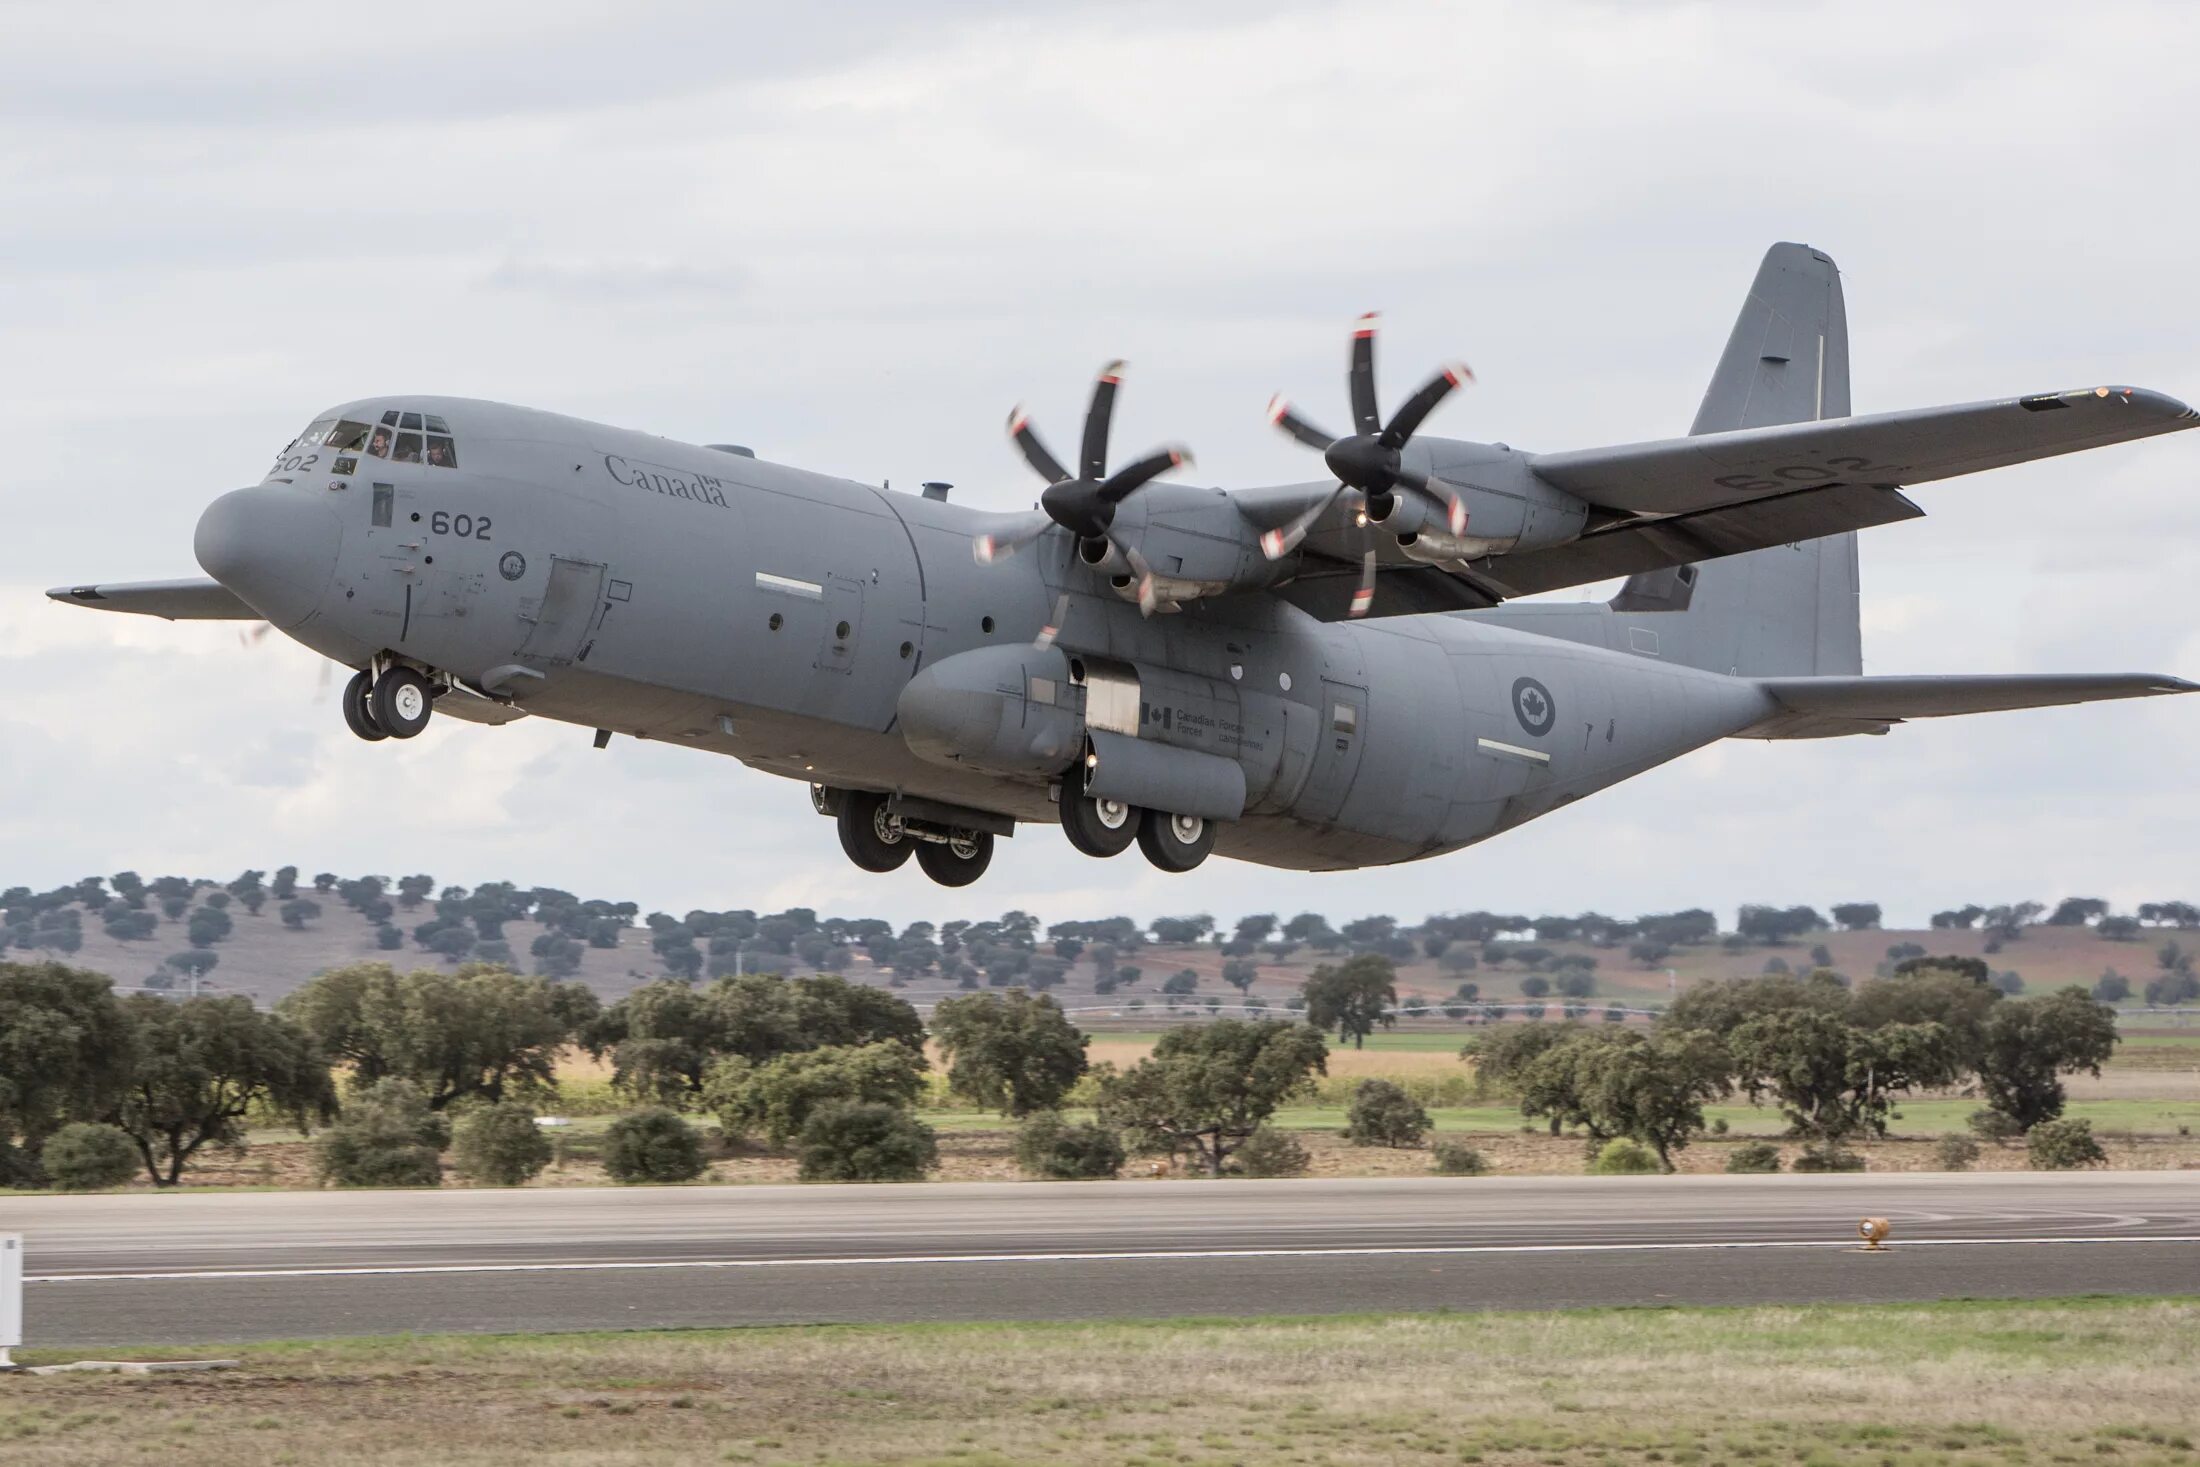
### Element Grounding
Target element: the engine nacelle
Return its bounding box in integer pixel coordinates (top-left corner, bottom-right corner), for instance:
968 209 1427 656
1383 438 1591 562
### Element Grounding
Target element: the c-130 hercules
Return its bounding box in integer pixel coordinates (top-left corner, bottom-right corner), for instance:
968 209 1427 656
53 244 2197 885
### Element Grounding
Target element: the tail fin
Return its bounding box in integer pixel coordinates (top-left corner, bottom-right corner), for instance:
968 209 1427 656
1611 242 1863 677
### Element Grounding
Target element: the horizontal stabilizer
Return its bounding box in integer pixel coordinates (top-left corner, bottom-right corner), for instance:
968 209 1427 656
1533 387 2196 517
47 578 258 620
1742 672 2196 740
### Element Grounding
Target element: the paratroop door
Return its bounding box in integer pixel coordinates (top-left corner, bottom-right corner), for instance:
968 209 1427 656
518 557 606 666
1294 680 1367 824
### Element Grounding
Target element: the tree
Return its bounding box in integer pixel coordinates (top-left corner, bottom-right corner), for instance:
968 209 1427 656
1300 953 1397 1049
1232 1127 1310 1177
278 897 321 930
279 962 598 1111
1830 903 1883 932
0 961 135 1168
1726 1010 1958 1147
929 989 1086 1117
41 1122 139 1191
2046 897 2109 927
112 994 335 1186
1665 972 1849 1034
796 1101 938 1182
312 1078 448 1188
451 1100 555 1186
1735 905 1825 946
1098 1020 1327 1176
1014 1112 1125 1180
1342 1079 1430 1148
1851 963 2002 1072
2097 916 2142 941
1573 1028 1730 1171
1221 958 1261 995
2092 972 2132 1003
1161 970 1199 997
601 1109 707 1183
1518 974 1552 999
1150 914 1215 945
702 1041 926 1145
165 949 219 982
1972 988 2118 1130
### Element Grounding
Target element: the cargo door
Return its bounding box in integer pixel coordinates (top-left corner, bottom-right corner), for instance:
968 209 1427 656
1293 680 1367 825
518 556 607 667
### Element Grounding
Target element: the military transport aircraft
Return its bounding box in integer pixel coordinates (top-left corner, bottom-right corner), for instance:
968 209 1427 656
50 244 2197 885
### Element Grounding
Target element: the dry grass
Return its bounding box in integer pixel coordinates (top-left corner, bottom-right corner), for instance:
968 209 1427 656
5 1298 2196 1465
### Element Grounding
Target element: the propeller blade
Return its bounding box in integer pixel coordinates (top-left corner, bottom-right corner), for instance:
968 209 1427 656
1098 444 1190 504
1348 548 1378 619
1081 361 1124 482
972 512 1053 565
1266 394 1336 451
1116 538 1161 617
1034 593 1072 650
1382 467 1469 537
1259 485 1347 560
1381 362 1473 449
1348 313 1381 437
1007 406 1070 484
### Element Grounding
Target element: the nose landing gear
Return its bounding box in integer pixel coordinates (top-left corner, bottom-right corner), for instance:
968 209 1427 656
341 661 438 741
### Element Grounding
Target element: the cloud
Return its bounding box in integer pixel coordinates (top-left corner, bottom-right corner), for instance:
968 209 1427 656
4 1 2196 935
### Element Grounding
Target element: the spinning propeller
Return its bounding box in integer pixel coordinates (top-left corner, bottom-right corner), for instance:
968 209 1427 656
972 362 1191 615
1263 313 1473 615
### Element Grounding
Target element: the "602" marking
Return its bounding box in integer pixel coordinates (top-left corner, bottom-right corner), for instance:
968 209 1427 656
430 511 493 541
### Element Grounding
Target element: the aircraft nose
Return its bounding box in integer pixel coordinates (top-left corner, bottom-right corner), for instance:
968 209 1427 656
193 485 343 629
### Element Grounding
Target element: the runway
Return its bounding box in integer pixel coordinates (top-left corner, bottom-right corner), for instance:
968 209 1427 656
6 1172 2196 1347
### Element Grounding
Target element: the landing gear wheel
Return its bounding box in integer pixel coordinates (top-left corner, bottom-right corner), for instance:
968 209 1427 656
916 830 994 887
837 791 913 872
371 666 434 739
341 670 388 742
1059 768 1139 857
1137 810 1215 873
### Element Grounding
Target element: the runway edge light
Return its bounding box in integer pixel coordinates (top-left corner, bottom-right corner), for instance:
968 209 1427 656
1858 1217 1892 1251
1 1233 21 1370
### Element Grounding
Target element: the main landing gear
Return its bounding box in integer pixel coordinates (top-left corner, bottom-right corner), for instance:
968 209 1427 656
341 663 436 741
825 788 996 887
1058 768 1214 873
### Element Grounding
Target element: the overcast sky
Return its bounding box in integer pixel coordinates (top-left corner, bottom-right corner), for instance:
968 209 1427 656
4 1 2195 934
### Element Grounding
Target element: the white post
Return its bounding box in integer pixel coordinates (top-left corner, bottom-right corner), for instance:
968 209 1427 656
0 1233 21 1369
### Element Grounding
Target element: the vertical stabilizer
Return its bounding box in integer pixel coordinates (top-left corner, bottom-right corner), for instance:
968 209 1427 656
1611 243 1863 677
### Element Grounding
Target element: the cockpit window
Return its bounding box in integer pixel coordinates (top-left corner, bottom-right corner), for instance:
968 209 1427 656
425 435 458 467
399 411 423 431
391 432 423 463
334 409 459 466
424 414 450 434
366 425 392 458
323 420 373 452
293 418 335 452
380 409 399 427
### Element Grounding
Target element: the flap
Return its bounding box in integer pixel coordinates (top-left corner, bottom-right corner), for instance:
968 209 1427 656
1530 387 2196 517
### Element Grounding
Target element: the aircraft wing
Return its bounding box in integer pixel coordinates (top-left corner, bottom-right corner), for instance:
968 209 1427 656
46 578 258 620
1528 386 2197 517
1740 672 2197 740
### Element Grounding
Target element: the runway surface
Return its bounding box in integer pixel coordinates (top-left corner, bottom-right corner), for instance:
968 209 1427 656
5 1172 2195 1346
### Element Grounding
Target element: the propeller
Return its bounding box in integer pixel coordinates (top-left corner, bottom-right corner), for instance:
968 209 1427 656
1263 313 1473 615
973 362 1192 617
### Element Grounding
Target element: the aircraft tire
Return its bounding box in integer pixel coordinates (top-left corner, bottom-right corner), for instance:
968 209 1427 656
342 670 388 742
837 792 914 872
1059 771 1138 857
371 667 434 739
1136 810 1215 873
916 830 993 887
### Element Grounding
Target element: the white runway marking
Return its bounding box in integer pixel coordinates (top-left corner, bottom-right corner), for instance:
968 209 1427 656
29 1234 2200 1284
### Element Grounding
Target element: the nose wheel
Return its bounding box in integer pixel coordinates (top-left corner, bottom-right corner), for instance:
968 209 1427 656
342 664 435 741
1137 809 1215 872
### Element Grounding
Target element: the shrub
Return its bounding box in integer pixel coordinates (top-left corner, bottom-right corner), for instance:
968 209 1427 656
451 1101 553 1186
1430 1139 1488 1176
1588 1138 1660 1175
42 1122 139 1191
2027 1117 2107 1171
602 1108 708 1184
1342 1078 1431 1148
1790 1144 1866 1173
1013 1111 1124 1180
1232 1127 1310 1178
1933 1134 1981 1172
1724 1142 1782 1174
796 1101 938 1182
314 1079 447 1188
1967 1109 2025 1143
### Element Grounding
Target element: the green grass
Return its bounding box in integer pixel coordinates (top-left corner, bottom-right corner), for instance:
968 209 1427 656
1266 1096 2200 1136
6 1297 2196 1466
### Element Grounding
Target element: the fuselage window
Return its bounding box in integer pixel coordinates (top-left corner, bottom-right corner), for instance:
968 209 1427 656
425 435 458 468
391 432 423 463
